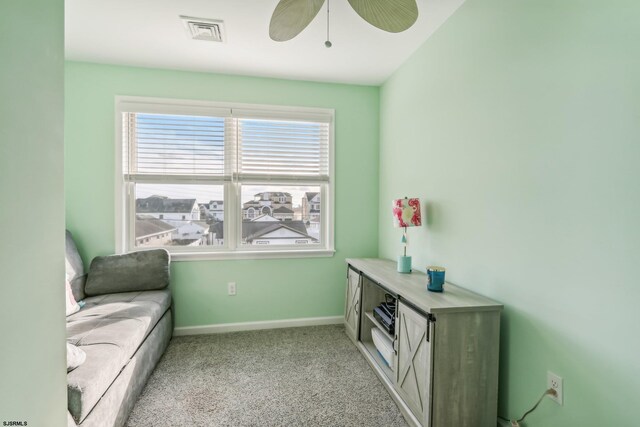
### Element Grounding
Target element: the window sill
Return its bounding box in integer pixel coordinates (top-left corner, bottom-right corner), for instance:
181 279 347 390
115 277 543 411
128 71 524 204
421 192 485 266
169 248 336 262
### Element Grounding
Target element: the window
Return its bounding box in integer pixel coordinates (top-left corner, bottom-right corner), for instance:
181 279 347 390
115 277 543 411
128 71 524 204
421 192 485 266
116 97 334 260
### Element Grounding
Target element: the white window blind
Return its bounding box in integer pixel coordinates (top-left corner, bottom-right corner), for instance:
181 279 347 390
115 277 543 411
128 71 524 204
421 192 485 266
236 118 330 182
123 112 230 181
123 112 330 183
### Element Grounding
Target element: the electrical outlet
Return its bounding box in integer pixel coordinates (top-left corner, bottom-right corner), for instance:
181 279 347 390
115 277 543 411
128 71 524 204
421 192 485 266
547 371 563 405
228 282 236 296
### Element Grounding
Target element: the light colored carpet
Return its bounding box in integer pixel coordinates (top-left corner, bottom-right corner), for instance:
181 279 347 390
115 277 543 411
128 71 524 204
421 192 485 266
127 325 408 427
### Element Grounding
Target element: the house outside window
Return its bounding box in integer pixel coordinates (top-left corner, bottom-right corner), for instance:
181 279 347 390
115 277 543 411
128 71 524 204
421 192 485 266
116 97 334 260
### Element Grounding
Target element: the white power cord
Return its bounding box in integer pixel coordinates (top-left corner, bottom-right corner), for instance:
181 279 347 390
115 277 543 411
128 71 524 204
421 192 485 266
498 388 557 427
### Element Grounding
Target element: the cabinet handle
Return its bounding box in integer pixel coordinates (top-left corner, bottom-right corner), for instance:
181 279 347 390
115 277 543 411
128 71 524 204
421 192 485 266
355 304 359 315
393 335 398 355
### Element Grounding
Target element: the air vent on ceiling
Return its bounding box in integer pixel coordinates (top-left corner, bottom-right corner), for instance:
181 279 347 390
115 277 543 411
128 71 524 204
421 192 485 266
180 16 225 42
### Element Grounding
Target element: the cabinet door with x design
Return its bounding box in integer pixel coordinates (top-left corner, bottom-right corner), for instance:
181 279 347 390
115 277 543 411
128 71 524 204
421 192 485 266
395 301 432 425
344 268 361 341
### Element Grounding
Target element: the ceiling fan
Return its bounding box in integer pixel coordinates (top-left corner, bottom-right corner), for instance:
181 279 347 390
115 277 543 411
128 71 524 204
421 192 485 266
269 0 419 46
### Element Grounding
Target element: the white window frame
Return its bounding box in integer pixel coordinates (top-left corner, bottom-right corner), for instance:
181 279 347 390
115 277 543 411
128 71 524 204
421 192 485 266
115 96 335 261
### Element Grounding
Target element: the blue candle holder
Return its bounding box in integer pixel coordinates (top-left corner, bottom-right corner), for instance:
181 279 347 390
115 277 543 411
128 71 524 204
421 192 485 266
427 266 446 292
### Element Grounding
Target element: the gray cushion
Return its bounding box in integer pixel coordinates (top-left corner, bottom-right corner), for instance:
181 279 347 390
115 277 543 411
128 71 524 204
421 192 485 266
66 289 171 423
84 249 170 297
75 312 172 427
68 343 125 424
65 230 86 301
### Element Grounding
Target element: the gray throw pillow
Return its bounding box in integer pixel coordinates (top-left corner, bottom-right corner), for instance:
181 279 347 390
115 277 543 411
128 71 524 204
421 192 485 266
84 249 170 296
67 343 86 372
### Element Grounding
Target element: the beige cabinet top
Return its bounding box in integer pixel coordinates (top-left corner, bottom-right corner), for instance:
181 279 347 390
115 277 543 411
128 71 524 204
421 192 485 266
346 258 502 314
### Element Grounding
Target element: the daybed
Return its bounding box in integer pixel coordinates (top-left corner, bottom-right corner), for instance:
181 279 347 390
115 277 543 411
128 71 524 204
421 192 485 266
65 231 172 427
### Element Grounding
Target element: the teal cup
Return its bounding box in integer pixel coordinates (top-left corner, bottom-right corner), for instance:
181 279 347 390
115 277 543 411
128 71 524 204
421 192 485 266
427 266 446 292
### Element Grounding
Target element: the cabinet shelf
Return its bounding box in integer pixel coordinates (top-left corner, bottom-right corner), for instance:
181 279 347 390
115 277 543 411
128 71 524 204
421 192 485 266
364 311 394 342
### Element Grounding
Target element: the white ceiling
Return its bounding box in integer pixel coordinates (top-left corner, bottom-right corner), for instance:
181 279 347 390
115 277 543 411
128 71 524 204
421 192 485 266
65 0 464 86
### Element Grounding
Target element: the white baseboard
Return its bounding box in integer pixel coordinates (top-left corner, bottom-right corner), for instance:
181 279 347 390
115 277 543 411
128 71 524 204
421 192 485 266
173 315 343 336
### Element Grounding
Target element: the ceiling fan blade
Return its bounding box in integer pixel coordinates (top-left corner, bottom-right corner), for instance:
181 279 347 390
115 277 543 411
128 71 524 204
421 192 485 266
269 0 326 42
347 0 419 33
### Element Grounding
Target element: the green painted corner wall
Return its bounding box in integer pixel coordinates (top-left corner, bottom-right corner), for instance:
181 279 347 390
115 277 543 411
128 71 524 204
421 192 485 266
379 0 640 426
64 62 379 328
0 1 67 425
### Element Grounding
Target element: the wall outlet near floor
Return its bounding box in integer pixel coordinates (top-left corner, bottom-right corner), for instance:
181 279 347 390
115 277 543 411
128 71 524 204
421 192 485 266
547 371 563 405
228 282 236 296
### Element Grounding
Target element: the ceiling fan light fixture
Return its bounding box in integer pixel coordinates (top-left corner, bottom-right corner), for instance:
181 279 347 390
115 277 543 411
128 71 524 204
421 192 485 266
325 0 332 48
269 0 419 44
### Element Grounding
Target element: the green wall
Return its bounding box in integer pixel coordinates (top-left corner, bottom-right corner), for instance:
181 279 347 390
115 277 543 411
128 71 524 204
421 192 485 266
379 0 639 425
65 62 379 328
0 1 67 425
